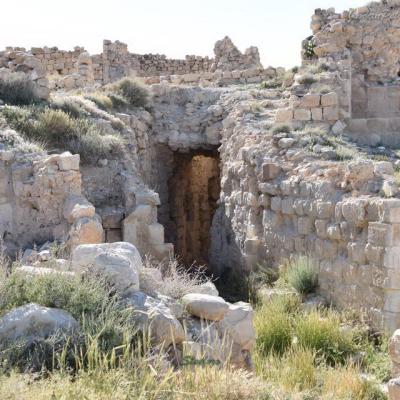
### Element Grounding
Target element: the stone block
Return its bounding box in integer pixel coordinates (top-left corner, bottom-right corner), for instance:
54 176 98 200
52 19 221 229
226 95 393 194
327 224 341 240
58 152 80 171
323 106 339 121
342 200 366 227
281 198 294 215
106 229 123 243
381 199 400 223
365 243 384 266
301 94 320 108
347 242 367 264
294 109 311 121
311 108 323 121
316 201 333 219
147 223 164 245
368 223 400 247
298 217 312 235
262 162 281 180
321 92 338 107
271 197 282 212
315 219 328 238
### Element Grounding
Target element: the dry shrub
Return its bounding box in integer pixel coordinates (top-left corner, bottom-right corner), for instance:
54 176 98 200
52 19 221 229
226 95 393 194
0 72 40 105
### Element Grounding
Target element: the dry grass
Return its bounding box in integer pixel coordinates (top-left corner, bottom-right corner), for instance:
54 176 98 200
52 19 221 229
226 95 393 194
142 257 212 300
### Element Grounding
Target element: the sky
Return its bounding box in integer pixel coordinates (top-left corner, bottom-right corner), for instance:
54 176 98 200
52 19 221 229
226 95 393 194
1 0 368 69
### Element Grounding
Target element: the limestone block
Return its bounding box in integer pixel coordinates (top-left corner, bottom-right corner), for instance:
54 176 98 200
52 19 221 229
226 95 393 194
347 242 367 264
298 217 312 235
147 223 164 245
315 219 328 238
69 216 103 248
58 152 80 171
321 92 338 107
182 294 229 321
341 200 366 227
311 108 323 121
294 108 311 121
368 223 400 247
133 204 154 224
281 198 294 215
275 108 293 123
301 94 320 108
323 107 339 121
271 196 282 212
365 243 384 266
262 162 281 180
316 201 333 219
63 194 95 224
123 214 137 245
381 200 400 223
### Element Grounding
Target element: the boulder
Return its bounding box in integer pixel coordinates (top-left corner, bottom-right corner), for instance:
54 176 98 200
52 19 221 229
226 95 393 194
0 303 79 344
182 293 229 321
15 265 75 278
127 292 185 346
190 282 219 297
71 242 142 293
217 301 255 351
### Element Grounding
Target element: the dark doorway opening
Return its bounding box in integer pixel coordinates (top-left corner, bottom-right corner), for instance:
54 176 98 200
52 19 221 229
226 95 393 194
167 150 220 267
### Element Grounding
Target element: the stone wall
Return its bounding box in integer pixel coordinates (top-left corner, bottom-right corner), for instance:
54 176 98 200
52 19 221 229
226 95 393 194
304 1 400 145
0 36 267 90
0 146 103 255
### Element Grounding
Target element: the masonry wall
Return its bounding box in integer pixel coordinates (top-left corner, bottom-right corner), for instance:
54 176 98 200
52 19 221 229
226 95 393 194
0 150 81 254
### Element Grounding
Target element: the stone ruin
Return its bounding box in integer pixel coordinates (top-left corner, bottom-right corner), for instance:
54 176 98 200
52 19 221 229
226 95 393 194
4 2 400 377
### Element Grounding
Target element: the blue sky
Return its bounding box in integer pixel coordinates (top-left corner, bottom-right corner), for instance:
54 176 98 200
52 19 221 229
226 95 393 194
2 0 367 68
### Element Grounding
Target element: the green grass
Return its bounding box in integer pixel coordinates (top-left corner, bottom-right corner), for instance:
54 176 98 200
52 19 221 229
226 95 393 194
286 256 318 296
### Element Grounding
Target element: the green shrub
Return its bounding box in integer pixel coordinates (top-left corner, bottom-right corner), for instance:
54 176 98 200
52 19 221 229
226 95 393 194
35 109 75 143
0 272 111 321
0 73 40 105
1 106 36 134
255 297 293 356
297 73 317 85
260 78 282 89
286 256 318 295
295 310 356 365
108 92 129 109
271 123 291 134
115 78 149 108
85 93 113 111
